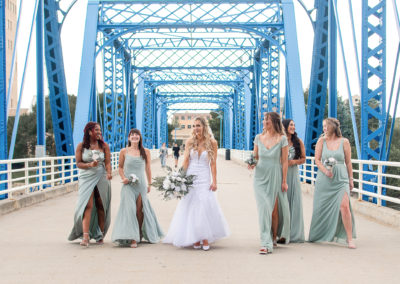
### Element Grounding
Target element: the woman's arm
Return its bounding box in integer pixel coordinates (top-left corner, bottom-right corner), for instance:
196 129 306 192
76 143 97 169
145 148 152 192
343 138 354 190
210 139 218 191
119 148 129 184
315 138 332 178
104 143 112 180
182 140 191 171
281 144 289 192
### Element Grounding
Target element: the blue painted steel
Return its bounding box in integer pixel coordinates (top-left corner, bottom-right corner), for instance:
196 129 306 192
9 0 39 159
102 42 115 149
361 0 387 203
113 54 126 151
43 0 75 156
141 83 155 148
281 0 306 140
37 0 45 149
0 0 7 198
73 1 99 149
304 0 329 156
328 0 337 118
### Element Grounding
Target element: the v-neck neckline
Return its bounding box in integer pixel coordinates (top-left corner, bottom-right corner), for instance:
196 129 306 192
260 136 282 150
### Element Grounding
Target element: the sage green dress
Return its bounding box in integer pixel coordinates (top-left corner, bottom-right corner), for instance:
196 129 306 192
286 146 305 243
309 138 356 243
253 134 289 251
111 154 164 245
68 148 111 242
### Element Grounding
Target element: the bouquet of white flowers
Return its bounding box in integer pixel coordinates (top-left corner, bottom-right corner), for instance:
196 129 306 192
91 150 100 162
245 153 257 166
128 173 139 186
323 157 337 171
151 166 196 200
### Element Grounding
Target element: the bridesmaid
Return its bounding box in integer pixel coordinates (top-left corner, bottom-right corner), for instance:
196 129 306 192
249 112 289 254
309 118 356 248
68 122 112 247
111 129 163 248
283 119 305 243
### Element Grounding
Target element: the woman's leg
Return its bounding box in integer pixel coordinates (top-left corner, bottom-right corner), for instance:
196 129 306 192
136 194 144 240
82 191 95 234
94 187 105 234
340 192 354 242
272 198 279 244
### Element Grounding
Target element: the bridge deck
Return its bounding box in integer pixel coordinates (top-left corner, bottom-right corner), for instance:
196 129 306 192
0 157 399 283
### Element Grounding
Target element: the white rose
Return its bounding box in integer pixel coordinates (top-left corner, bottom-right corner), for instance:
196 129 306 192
181 178 186 183
174 186 181 192
181 184 187 192
92 153 99 161
170 183 175 189
176 177 182 182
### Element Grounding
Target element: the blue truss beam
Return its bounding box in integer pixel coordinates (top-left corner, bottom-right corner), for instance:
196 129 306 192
0 0 7 198
43 0 74 156
304 0 329 156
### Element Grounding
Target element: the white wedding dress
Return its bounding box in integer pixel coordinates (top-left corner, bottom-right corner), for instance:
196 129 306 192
163 149 230 247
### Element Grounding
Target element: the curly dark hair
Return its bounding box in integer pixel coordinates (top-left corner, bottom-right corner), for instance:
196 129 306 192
82 122 105 151
127 128 148 163
282 119 301 160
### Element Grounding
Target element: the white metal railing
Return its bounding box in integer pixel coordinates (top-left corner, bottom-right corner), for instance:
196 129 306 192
0 150 159 200
227 149 400 207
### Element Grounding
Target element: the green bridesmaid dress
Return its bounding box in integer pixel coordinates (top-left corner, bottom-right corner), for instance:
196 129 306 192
111 155 164 245
68 148 112 242
286 146 305 243
309 138 356 243
253 134 289 251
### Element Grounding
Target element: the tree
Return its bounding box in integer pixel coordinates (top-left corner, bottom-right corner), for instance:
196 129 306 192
208 111 222 146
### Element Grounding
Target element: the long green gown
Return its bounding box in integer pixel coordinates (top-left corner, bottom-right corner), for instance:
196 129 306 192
68 148 111 242
111 154 164 245
286 146 305 243
253 134 289 251
309 138 356 243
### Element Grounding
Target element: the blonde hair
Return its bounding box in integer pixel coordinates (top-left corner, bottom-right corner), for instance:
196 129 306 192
323 117 342 137
263 112 285 135
188 116 215 162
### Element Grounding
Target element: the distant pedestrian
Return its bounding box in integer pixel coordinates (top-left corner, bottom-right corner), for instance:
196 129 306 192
172 143 180 168
159 143 168 168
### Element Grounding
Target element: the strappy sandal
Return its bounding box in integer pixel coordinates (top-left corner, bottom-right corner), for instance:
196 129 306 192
347 240 356 249
259 247 268 254
80 233 89 247
96 231 105 245
130 241 138 248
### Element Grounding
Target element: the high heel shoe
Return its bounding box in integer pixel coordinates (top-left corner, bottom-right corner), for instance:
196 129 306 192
96 231 105 245
80 233 89 247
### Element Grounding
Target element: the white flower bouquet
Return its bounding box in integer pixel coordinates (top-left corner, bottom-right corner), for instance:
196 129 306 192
128 173 139 186
323 157 337 171
91 150 101 162
151 166 196 200
245 153 257 166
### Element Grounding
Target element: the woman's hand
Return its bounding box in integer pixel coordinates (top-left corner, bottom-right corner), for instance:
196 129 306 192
281 182 288 192
349 180 354 191
122 177 129 184
210 182 217 191
147 185 151 193
248 164 256 170
90 160 99 168
288 160 296 167
325 170 333 178
107 173 112 180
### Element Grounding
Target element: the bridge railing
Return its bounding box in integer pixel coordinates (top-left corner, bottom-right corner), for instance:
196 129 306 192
0 150 160 200
226 149 400 208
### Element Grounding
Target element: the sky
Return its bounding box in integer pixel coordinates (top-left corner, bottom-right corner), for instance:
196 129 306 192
15 0 400 117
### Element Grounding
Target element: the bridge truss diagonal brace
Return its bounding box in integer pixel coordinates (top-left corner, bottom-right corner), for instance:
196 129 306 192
73 1 99 149
282 0 306 140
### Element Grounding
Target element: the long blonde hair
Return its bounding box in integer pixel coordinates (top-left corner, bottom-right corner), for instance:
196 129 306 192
322 117 342 137
188 116 215 161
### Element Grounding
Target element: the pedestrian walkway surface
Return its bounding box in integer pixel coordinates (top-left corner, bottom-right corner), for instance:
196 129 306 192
0 157 399 283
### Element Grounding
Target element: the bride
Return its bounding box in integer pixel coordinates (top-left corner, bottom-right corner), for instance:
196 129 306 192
163 116 230 250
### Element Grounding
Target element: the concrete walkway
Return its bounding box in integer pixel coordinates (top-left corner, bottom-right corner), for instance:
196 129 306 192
0 157 399 284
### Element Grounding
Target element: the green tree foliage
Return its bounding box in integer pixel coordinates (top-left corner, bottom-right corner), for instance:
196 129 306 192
7 94 76 158
208 111 222 147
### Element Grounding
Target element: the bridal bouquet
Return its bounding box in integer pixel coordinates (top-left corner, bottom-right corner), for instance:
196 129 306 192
91 150 101 162
152 166 196 200
323 157 337 171
128 173 139 186
245 153 257 166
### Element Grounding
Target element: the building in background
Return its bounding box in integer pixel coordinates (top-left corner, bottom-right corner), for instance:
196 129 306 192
170 112 211 143
6 0 27 116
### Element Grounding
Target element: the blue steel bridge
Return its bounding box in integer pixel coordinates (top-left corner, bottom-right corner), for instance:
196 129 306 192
1 0 400 201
